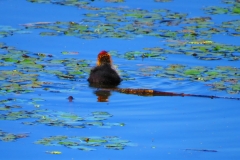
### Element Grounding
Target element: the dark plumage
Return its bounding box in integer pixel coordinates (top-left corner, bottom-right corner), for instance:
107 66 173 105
88 51 121 87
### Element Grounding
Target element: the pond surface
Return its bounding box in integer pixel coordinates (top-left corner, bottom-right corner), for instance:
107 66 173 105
0 0 240 159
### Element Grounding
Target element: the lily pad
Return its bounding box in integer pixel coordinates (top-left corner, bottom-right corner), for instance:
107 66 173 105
232 84 240 91
185 69 201 75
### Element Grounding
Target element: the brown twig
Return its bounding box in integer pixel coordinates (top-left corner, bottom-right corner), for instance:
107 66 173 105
99 88 240 100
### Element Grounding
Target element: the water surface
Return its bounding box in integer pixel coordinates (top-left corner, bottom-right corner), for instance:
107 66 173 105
0 0 240 159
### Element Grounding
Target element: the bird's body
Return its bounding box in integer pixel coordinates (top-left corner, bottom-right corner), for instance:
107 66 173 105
88 51 121 87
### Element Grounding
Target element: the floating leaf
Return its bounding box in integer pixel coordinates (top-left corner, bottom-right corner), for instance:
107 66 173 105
46 151 62 154
40 32 59 36
232 84 240 91
232 7 240 14
184 69 201 75
2 57 19 63
58 141 79 146
84 121 103 126
105 143 125 150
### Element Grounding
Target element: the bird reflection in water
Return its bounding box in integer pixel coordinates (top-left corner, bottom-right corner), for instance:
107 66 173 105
94 90 111 102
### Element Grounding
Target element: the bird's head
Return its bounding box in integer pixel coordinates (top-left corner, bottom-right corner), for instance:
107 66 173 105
97 50 112 66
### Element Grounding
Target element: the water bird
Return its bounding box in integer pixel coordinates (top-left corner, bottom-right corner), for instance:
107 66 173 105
88 51 121 87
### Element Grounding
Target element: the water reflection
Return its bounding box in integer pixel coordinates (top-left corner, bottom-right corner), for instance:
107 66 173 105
89 83 118 102
94 90 111 102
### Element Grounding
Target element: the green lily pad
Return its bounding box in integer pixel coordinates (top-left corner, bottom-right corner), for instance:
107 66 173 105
58 141 79 146
105 143 125 150
0 106 11 111
84 121 103 126
60 113 83 121
206 71 219 76
232 7 240 14
232 84 240 91
40 32 59 36
2 57 19 63
184 69 201 75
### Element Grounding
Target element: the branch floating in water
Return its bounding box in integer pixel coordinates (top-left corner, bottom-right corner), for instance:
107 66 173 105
99 88 240 100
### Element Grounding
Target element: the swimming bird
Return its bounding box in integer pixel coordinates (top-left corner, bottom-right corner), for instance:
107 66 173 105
88 51 121 87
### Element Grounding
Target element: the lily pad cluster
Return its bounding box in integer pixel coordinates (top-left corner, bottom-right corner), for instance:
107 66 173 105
0 98 129 150
118 64 240 94
35 135 135 151
27 0 174 5
0 0 237 44
15 5 237 54
0 129 29 142
132 64 240 94
23 0 191 40
17 16 239 44
220 19 240 37
23 8 188 40
0 0 233 43
23 0 239 41
110 41 240 61
0 25 30 38
0 43 91 94
27 0 125 5
0 105 124 128
204 0 240 15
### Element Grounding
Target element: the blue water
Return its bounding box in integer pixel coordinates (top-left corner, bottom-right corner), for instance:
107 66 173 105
0 0 240 159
